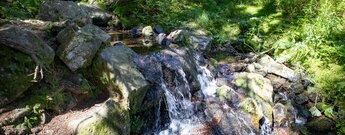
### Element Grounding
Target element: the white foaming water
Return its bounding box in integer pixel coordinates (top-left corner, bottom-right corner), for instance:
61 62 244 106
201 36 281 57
197 66 218 96
157 63 264 135
157 69 201 135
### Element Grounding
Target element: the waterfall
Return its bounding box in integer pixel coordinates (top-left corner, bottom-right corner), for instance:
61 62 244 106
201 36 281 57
136 48 273 135
197 65 218 97
157 70 201 135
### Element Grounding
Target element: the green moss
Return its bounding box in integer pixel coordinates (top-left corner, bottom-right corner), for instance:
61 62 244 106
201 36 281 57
79 119 118 135
130 116 146 134
0 46 35 107
79 100 130 135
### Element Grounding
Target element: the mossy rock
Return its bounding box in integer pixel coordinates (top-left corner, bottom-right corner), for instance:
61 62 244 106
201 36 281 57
92 45 149 113
307 116 335 133
0 45 35 107
77 99 130 135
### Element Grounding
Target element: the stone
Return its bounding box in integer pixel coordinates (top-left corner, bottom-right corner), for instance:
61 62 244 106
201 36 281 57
294 92 308 105
81 4 119 27
235 72 274 103
153 26 164 34
130 27 140 38
273 103 287 127
57 24 110 71
155 33 170 46
0 25 55 65
167 29 186 44
307 116 335 133
205 99 257 134
274 92 289 104
71 99 130 135
0 25 55 107
265 74 289 92
94 44 149 113
189 34 212 52
160 48 200 92
38 0 91 25
258 55 299 82
142 26 154 37
85 0 119 8
215 85 240 105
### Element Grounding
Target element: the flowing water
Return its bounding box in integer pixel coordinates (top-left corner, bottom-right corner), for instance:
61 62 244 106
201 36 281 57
112 31 276 134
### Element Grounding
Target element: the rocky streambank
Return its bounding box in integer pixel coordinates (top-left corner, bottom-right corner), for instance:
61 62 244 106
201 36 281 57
0 0 336 135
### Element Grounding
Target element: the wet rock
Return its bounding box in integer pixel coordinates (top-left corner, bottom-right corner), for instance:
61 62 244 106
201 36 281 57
238 98 267 130
56 24 110 71
142 26 154 37
153 26 164 34
39 0 90 26
258 55 299 82
71 99 130 135
273 103 288 127
274 92 289 104
235 72 274 103
291 82 304 94
294 93 308 105
167 29 186 44
94 44 149 113
155 33 170 46
160 48 200 92
265 74 289 92
130 27 140 38
215 85 240 105
205 99 257 134
307 116 335 133
189 34 212 52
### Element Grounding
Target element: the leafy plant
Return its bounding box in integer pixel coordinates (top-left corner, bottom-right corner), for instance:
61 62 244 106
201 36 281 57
0 0 43 19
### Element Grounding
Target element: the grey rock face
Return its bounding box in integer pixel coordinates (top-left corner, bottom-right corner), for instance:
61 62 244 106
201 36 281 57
81 4 119 27
94 44 149 113
39 0 91 25
235 72 274 103
57 24 110 71
167 29 186 44
0 25 55 64
0 25 55 107
69 99 130 135
258 55 299 82
142 26 154 37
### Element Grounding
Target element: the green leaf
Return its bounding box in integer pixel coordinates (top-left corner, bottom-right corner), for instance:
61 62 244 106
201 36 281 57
309 106 322 117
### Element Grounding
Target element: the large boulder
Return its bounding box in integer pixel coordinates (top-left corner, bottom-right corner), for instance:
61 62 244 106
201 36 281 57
205 98 258 134
167 29 212 52
235 72 273 103
94 44 149 113
38 0 91 25
257 55 299 82
0 25 55 64
160 48 200 92
80 4 119 27
307 116 335 133
0 25 55 107
84 0 118 9
69 99 130 135
56 24 110 71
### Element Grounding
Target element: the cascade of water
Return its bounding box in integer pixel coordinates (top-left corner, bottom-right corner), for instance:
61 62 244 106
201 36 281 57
197 65 218 97
260 117 273 135
158 77 198 135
